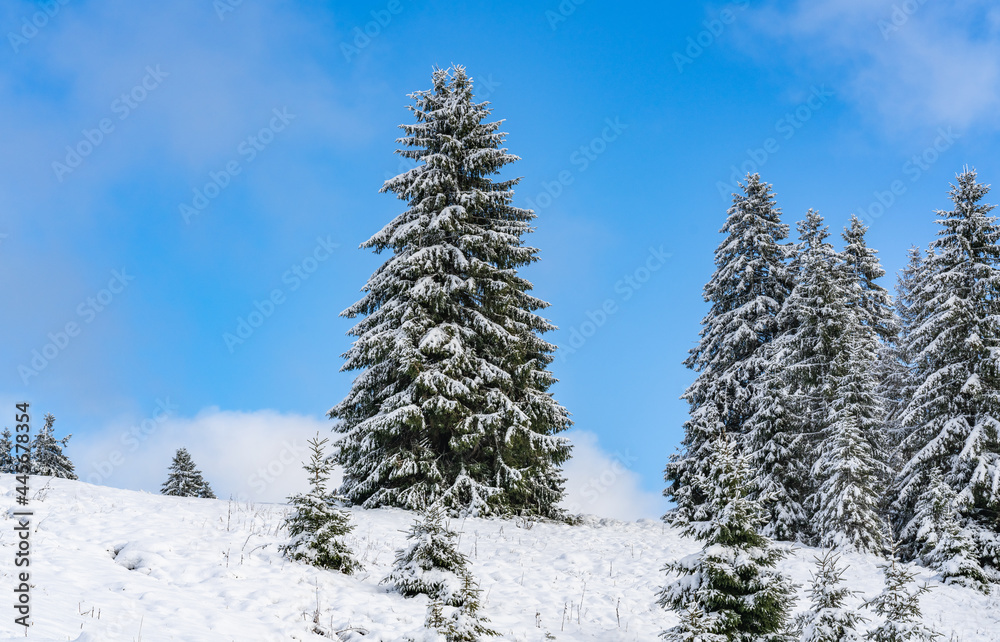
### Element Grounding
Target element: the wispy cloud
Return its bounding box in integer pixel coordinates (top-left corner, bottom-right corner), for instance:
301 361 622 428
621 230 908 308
737 0 1000 132
0 0 363 221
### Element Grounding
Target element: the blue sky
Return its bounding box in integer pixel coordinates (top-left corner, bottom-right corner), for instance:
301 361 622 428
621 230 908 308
2 0 999 518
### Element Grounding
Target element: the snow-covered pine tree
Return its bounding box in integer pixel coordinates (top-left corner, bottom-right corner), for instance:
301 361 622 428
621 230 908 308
744 376 808 542
0 428 14 473
899 468 990 593
841 215 896 344
385 507 497 639
794 551 866 642
436 573 499 642
422 600 449 640
881 247 934 455
281 435 360 574
747 210 851 542
893 169 1000 572
666 173 792 525
664 606 727 642
893 247 932 361
659 435 796 642
30 414 77 479
384 506 470 603
160 448 215 498
863 536 941 642
840 214 898 459
330 65 571 518
810 332 888 553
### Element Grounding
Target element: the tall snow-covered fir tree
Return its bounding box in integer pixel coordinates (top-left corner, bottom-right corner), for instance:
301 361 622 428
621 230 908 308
330 65 571 518
747 210 853 542
30 414 77 480
0 428 14 473
841 215 896 344
666 173 792 525
893 247 932 363
878 246 930 453
899 468 990 593
794 551 866 642
659 435 796 642
840 214 900 457
281 435 360 574
893 169 1000 574
160 448 215 499
810 334 888 553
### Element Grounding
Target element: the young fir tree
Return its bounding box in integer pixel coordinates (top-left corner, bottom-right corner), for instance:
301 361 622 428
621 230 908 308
330 65 571 518
659 435 796 642
893 170 1000 571
160 448 215 498
385 507 497 639
794 551 866 642
810 335 888 553
666 173 792 525
0 429 14 474
665 606 727 642
280 435 360 574
900 468 990 593
30 414 77 480
863 536 941 642
427 574 499 642
747 210 852 542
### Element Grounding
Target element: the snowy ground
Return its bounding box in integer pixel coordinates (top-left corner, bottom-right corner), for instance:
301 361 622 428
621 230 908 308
0 476 997 642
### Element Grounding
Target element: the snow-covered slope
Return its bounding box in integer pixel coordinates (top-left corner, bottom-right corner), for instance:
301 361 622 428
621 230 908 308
1 476 997 641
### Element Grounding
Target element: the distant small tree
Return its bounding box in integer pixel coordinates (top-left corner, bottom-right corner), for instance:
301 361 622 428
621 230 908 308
161 448 215 498
385 507 497 640
280 435 360 574
794 551 866 642
30 414 77 480
0 429 15 473
863 535 941 642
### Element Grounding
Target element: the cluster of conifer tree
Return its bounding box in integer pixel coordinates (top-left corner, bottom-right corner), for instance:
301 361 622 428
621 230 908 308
659 431 944 641
279 433 496 641
0 413 77 479
667 170 1000 594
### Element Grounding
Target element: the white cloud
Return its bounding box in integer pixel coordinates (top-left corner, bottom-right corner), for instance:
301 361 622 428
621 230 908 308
72 409 666 520
559 430 666 521
739 0 1000 132
72 406 334 503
